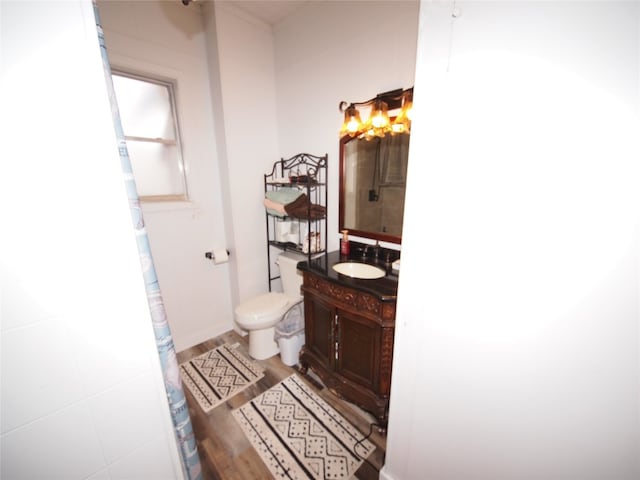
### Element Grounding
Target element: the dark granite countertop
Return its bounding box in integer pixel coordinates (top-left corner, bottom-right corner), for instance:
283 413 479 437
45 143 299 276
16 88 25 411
297 250 399 302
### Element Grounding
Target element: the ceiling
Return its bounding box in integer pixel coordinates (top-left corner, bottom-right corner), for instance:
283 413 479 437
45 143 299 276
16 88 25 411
220 1 309 26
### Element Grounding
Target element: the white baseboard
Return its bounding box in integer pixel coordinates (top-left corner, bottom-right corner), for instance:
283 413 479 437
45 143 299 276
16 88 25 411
379 465 395 480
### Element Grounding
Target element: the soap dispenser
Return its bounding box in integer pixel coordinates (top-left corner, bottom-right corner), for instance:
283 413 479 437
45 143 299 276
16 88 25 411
340 230 350 256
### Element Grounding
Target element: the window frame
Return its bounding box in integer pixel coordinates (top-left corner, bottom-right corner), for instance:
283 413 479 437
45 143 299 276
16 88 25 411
111 69 189 202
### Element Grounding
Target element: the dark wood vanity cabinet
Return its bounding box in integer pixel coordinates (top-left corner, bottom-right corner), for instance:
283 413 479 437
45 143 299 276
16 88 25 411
299 270 396 431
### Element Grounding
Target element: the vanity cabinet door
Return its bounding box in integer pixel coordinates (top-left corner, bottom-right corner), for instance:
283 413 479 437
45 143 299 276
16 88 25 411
335 309 380 391
303 292 336 370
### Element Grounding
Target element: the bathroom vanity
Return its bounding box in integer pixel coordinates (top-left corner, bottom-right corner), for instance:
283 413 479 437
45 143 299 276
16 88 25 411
298 249 399 431
295 103 407 431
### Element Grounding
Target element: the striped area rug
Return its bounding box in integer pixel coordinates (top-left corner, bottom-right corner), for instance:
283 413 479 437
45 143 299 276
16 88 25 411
180 343 264 413
232 374 375 480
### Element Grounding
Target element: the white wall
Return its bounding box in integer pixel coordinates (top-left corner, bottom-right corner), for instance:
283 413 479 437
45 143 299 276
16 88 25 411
384 2 640 479
97 0 234 350
273 0 420 251
97 0 285 342
0 1 184 479
203 2 281 304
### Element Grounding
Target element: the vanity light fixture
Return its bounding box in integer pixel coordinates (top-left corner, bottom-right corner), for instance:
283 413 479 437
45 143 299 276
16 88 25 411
340 105 363 136
339 87 413 139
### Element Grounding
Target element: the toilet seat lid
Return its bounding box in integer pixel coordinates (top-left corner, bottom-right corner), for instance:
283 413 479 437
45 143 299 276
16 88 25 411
236 293 289 318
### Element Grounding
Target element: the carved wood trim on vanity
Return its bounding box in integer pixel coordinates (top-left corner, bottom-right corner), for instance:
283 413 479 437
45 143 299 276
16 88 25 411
300 270 396 431
304 273 396 324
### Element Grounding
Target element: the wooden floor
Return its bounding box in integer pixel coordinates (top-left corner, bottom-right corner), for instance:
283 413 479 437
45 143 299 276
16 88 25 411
176 330 387 480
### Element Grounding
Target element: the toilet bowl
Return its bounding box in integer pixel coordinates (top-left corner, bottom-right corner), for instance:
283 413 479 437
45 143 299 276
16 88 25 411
235 252 304 360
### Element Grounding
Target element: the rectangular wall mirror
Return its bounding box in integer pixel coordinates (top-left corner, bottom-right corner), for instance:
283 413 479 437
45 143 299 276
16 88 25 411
339 132 409 244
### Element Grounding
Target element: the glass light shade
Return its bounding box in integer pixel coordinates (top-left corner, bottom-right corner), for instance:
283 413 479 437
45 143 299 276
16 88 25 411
402 89 414 121
392 91 413 134
340 105 363 136
369 100 390 129
397 101 413 122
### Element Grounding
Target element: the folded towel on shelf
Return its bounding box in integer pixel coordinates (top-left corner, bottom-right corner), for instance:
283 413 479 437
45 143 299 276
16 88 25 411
265 188 302 204
284 193 326 220
263 197 287 217
264 188 303 217
263 193 325 220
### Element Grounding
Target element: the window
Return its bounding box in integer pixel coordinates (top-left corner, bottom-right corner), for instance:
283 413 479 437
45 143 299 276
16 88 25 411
112 71 187 201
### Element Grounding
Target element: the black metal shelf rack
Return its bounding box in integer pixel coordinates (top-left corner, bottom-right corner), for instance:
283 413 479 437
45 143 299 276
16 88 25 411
264 153 327 291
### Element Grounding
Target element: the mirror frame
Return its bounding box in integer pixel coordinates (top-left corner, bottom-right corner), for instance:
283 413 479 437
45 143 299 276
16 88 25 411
339 134 403 245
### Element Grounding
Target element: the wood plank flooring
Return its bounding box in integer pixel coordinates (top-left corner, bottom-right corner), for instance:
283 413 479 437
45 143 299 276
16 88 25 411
176 330 387 480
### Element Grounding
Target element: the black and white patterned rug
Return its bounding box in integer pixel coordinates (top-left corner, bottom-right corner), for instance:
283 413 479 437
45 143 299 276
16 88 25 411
180 343 264 413
233 374 375 479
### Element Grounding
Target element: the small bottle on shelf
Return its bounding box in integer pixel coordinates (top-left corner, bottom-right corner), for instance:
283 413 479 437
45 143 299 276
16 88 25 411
340 229 350 256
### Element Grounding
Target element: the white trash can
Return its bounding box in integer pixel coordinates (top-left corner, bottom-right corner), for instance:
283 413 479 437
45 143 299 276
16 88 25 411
274 304 305 367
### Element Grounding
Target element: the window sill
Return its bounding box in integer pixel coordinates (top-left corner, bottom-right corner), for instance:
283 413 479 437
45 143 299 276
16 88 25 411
140 199 197 214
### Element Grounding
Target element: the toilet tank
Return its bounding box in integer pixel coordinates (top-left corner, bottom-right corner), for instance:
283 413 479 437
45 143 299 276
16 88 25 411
276 252 305 301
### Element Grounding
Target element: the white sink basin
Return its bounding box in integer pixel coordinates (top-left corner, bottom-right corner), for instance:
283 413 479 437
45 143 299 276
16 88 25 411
332 262 386 279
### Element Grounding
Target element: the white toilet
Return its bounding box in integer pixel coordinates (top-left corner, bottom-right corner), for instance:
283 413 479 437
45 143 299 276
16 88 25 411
235 251 304 360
